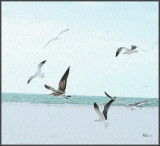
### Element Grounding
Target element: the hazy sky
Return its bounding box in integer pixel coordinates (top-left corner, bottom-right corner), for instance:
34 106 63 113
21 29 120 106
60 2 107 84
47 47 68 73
2 2 158 98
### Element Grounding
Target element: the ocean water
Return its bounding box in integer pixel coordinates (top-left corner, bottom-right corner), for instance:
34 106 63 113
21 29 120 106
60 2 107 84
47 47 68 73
2 93 158 107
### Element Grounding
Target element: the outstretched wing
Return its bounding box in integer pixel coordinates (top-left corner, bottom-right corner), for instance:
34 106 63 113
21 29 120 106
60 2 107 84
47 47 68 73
58 66 70 92
27 74 38 84
56 29 69 38
116 47 129 57
131 99 154 106
94 102 104 119
44 84 60 93
105 93 133 108
37 60 46 73
43 29 69 49
104 91 115 99
103 99 115 120
43 39 58 49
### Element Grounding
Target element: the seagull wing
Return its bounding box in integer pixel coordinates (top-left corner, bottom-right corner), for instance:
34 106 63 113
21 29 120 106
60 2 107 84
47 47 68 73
43 29 69 49
44 84 60 93
116 47 129 57
109 97 133 108
104 93 139 110
131 99 154 106
27 74 38 84
103 99 115 120
43 38 58 48
56 29 69 38
94 102 105 119
37 60 46 73
104 91 115 99
58 66 70 92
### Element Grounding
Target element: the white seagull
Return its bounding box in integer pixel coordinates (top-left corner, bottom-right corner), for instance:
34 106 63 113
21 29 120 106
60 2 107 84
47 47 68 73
116 45 138 57
44 66 71 99
94 98 115 127
104 91 154 111
43 28 69 48
27 60 46 84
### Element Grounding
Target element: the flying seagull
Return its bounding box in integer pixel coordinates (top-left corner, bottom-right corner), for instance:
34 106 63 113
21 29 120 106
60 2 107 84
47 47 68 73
142 85 148 88
94 98 115 127
44 66 71 99
104 91 154 111
116 45 138 57
43 28 69 48
27 60 46 84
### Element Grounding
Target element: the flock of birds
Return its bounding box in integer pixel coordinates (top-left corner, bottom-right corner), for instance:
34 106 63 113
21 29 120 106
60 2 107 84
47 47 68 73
27 28 157 127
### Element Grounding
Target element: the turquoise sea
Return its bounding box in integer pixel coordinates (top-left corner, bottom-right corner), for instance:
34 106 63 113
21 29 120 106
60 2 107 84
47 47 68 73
2 93 158 107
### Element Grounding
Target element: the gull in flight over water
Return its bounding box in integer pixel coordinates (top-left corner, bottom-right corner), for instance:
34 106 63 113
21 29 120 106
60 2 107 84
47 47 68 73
116 45 138 57
104 91 154 111
27 60 46 84
44 66 71 99
43 28 69 48
94 98 115 127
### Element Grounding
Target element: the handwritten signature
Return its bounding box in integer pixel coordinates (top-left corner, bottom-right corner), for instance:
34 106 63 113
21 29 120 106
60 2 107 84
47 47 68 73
143 133 152 137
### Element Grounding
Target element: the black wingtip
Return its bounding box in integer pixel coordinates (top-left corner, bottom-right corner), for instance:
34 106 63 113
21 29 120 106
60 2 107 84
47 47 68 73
66 66 70 72
40 60 46 64
104 91 108 96
104 91 112 99
42 60 46 63
94 102 97 107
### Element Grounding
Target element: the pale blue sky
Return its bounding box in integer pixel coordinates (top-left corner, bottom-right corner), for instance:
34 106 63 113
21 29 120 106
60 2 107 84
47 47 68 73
2 2 158 98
